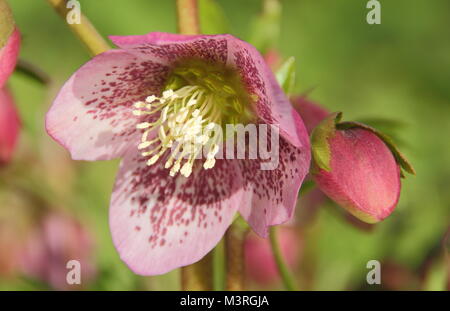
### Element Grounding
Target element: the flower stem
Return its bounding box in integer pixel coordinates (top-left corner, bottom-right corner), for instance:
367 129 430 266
181 253 213 290
269 226 298 290
225 223 248 290
16 59 50 85
46 0 110 56
176 0 201 35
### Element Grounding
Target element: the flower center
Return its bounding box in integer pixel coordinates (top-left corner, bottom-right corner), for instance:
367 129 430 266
133 60 254 178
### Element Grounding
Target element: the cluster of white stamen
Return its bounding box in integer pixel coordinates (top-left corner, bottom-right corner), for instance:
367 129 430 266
133 86 221 178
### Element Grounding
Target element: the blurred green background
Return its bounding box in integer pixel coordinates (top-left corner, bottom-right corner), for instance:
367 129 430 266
1 0 449 290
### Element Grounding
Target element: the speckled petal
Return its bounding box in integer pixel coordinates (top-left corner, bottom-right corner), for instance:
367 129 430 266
46 50 170 161
238 112 310 237
109 150 243 275
109 33 309 150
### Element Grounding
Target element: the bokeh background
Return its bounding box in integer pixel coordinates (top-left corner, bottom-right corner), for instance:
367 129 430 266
1 0 449 290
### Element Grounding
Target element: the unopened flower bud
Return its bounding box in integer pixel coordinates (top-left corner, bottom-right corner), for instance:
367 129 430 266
310 112 415 223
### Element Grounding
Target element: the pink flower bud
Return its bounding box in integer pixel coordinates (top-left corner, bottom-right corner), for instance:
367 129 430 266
244 227 301 285
263 49 282 71
311 113 414 223
0 87 20 165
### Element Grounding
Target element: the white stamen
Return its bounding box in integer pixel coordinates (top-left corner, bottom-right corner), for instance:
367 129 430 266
162 89 174 99
146 95 156 103
132 87 223 177
138 141 152 149
147 155 159 165
203 158 215 169
134 101 146 108
180 162 193 177
136 122 151 129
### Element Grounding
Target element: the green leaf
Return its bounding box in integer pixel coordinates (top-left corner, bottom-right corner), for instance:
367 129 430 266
248 0 282 52
275 56 296 95
199 0 230 34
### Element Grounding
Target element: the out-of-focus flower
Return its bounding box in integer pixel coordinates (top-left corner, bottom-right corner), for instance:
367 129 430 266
0 191 31 278
46 33 311 275
0 87 20 164
0 0 21 165
310 112 414 223
245 227 301 285
263 48 282 71
291 96 329 134
381 261 419 290
20 212 96 290
0 0 20 88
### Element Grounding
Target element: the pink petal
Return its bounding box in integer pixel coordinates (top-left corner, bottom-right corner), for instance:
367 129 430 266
238 113 310 237
110 33 309 150
0 87 20 164
109 33 228 65
109 150 243 275
228 37 307 150
46 49 170 161
0 28 20 88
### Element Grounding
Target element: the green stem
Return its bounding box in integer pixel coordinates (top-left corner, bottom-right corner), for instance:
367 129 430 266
181 253 213 290
16 59 50 85
212 239 225 291
46 0 110 56
176 0 201 35
225 223 248 290
269 226 298 291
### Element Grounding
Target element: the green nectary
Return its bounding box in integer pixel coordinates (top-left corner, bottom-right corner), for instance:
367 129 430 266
164 58 256 127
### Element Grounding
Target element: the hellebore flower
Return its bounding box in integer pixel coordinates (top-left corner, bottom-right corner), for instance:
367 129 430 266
46 33 310 275
310 112 414 223
0 0 21 88
0 87 20 164
20 212 96 290
244 227 301 285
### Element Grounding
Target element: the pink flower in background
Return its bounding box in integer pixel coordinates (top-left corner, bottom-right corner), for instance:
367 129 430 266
0 87 20 164
245 227 301 285
20 212 96 290
46 33 311 275
310 113 414 223
291 96 329 134
0 28 20 88
0 0 21 88
0 0 21 165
